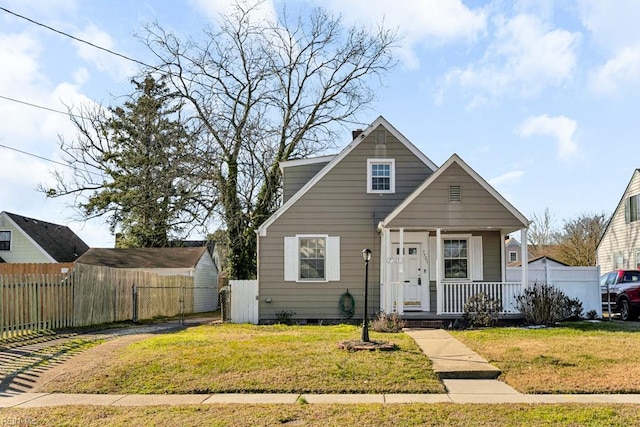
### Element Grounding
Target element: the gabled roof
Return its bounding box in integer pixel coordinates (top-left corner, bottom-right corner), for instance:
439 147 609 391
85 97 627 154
279 155 337 172
381 154 529 228
75 247 208 269
1 211 90 262
258 116 438 236
596 168 640 251
510 255 570 267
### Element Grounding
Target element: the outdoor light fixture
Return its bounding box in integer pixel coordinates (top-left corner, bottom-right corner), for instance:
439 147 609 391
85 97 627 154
362 248 372 342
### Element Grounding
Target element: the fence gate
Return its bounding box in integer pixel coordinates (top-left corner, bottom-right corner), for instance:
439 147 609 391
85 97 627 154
229 280 259 324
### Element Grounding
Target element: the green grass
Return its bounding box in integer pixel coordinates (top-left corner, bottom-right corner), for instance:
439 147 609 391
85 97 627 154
2 404 639 427
40 324 444 394
451 321 640 394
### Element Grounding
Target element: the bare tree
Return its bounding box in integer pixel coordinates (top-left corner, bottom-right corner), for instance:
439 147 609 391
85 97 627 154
142 1 398 278
528 207 559 257
556 212 607 266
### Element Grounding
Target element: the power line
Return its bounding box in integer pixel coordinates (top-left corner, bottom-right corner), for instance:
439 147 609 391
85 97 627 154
0 143 104 179
0 6 157 71
0 95 84 119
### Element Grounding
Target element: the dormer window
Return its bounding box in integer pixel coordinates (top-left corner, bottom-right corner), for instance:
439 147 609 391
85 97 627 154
367 159 395 194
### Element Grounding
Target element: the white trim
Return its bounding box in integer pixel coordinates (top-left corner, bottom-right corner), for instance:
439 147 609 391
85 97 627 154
367 158 395 194
258 116 439 236
279 155 336 172
381 154 529 229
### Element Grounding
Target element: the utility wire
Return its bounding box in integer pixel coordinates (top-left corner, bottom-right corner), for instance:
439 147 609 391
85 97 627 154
0 143 104 179
0 95 84 119
0 6 157 71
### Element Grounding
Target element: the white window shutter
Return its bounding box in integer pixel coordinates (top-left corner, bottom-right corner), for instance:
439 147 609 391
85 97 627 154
284 237 298 281
327 236 340 281
626 198 631 224
471 236 483 281
429 236 437 280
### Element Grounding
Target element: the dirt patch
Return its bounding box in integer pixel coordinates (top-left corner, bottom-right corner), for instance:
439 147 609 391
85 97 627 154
21 334 154 393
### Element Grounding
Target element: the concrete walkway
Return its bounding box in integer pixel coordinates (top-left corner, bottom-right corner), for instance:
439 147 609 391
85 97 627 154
3 327 640 407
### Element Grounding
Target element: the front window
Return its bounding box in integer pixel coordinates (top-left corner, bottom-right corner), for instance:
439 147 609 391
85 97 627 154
299 237 325 280
0 231 10 251
444 239 468 279
367 159 395 193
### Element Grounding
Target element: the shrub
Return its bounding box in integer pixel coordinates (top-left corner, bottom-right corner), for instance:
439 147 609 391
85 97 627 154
515 283 583 325
586 309 598 320
275 310 295 325
370 311 406 333
462 293 502 328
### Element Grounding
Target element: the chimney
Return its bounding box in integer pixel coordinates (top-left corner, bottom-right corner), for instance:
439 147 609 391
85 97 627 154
352 129 363 139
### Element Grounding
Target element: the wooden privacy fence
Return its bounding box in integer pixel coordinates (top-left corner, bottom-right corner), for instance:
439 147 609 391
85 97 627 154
0 263 74 275
0 273 74 339
1 263 195 339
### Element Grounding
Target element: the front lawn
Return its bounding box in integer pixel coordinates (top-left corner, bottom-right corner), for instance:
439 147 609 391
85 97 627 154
39 324 444 394
451 321 640 394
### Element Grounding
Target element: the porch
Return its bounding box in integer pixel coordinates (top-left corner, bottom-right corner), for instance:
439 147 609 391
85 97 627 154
381 280 525 316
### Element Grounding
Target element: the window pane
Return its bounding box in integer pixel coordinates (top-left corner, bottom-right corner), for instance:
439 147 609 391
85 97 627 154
630 194 640 222
444 239 468 279
370 162 391 191
0 231 10 251
299 237 326 279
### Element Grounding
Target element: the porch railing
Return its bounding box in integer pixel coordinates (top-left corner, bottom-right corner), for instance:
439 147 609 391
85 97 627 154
441 281 523 315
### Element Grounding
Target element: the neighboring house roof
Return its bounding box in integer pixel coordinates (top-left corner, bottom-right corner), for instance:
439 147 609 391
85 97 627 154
596 168 640 251
1 211 90 262
510 255 570 267
381 154 529 229
279 155 337 172
258 116 438 236
76 247 208 269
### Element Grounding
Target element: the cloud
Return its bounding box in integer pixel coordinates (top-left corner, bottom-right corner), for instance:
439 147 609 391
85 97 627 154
577 0 640 96
72 24 134 80
440 13 580 106
516 114 578 160
489 170 524 187
589 46 640 95
310 0 487 69
191 0 277 24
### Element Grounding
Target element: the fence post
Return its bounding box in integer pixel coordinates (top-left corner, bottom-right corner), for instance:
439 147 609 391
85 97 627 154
180 286 185 325
132 284 138 323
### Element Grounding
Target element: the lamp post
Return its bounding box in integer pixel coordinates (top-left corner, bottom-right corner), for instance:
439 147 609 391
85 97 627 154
362 248 372 342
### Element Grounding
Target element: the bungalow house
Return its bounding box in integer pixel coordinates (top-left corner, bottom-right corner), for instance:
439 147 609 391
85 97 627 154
256 116 530 323
76 247 218 312
0 211 89 263
596 169 640 272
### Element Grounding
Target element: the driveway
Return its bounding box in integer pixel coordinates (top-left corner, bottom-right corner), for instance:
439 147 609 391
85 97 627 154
0 317 217 394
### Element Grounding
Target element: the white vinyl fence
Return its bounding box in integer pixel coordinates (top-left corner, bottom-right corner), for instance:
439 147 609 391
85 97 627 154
506 265 601 317
228 280 259 324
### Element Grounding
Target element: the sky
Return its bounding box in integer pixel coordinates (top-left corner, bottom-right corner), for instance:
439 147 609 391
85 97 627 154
1 0 639 248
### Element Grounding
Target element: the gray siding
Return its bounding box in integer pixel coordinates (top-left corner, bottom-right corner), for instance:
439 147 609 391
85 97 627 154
387 162 525 229
258 126 434 321
282 161 331 203
597 170 640 272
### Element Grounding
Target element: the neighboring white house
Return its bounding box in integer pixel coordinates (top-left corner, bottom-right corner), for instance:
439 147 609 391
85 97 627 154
597 169 640 273
0 211 89 263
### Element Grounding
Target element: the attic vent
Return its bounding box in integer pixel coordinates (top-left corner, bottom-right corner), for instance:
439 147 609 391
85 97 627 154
449 185 461 202
375 129 386 145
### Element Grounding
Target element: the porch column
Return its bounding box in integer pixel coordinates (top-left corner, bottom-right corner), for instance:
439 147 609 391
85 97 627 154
520 227 529 288
436 228 442 315
398 228 405 315
382 227 393 313
500 232 506 281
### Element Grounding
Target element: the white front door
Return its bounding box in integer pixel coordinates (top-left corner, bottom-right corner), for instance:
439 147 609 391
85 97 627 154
392 244 423 311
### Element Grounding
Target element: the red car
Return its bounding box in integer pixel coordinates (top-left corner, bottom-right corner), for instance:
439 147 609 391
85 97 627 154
601 270 640 321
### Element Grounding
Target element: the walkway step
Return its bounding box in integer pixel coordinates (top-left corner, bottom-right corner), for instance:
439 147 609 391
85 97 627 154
404 329 501 380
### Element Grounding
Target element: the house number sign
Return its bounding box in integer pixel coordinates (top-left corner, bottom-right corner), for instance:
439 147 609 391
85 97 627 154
386 257 404 264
